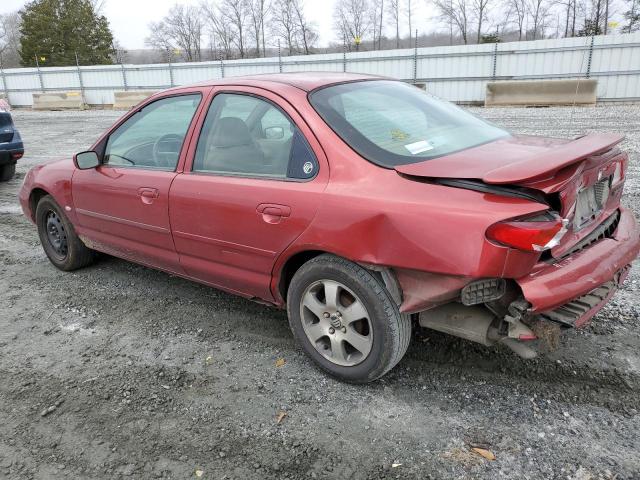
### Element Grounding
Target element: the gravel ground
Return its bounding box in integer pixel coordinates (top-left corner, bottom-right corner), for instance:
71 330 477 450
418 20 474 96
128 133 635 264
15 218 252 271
0 105 639 480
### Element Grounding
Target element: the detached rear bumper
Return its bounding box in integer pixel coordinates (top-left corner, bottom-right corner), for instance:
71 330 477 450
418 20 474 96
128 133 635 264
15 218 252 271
516 207 640 314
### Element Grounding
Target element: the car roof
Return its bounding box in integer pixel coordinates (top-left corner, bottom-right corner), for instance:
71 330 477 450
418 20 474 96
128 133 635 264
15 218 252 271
179 72 386 93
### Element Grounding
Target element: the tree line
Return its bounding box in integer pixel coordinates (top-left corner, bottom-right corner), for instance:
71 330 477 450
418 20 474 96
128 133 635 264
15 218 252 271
0 0 638 68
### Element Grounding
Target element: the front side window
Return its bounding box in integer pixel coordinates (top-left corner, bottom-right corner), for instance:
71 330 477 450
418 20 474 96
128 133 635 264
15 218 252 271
309 80 509 168
193 93 317 180
104 94 201 170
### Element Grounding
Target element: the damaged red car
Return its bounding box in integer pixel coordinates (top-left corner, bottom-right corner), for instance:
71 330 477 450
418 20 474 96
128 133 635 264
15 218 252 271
20 73 640 382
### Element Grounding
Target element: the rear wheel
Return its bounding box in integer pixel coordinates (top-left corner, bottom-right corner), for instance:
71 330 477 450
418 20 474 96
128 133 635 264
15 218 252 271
0 163 15 182
35 195 94 271
287 254 411 383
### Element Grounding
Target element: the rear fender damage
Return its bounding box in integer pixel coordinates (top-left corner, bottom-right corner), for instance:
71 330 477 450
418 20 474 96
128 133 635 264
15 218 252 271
373 266 540 359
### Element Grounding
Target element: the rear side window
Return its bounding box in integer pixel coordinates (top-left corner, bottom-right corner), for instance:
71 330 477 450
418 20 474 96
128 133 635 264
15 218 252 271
104 94 201 170
193 93 317 180
310 80 509 167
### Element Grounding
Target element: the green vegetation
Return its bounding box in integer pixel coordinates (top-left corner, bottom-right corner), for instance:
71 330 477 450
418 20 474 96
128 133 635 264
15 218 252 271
19 0 114 67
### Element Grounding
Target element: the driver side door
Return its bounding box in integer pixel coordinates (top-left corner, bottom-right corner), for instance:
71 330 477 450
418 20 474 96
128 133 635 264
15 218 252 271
71 91 205 273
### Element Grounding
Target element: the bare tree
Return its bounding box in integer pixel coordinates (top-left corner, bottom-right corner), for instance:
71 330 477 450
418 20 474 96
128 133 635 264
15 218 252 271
432 0 471 43
473 0 492 42
271 0 299 53
406 0 414 45
146 5 203 62
370 0 385 49
387 0 401 47
201 1 236 59
0 12 21 67
506 0 528 39
220 0 251 58
292 0 317 54
334 0 372 50
526 0 552 39
248 0 270 57
622 0 640 32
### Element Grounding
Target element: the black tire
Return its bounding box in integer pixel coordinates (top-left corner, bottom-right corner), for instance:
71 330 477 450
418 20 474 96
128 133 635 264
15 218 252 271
35 195 94 271
0 163 16 182
287 254 411 383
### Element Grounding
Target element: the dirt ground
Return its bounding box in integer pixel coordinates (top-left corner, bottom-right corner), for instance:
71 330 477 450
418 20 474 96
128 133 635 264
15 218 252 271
1 105 639 480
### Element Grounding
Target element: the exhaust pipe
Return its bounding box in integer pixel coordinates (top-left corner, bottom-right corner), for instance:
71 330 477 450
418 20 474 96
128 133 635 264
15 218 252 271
418 303 537 358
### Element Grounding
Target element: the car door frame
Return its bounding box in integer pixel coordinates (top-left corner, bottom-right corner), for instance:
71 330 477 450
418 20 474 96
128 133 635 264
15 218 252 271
71 86 214 274
173 84 331 302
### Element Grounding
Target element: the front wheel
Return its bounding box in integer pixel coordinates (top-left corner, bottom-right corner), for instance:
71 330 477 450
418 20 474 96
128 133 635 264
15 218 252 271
287 254 411 383
35 195 95 271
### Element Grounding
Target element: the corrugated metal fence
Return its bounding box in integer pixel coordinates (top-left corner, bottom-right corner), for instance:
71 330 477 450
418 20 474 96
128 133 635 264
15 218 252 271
1 32 639 106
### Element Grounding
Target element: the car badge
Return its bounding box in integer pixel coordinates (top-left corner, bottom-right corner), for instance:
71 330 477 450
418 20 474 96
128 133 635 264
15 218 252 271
303 162 313 174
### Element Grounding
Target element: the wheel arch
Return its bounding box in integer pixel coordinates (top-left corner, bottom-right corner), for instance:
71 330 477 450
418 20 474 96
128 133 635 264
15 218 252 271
29 187 51 221
275 249 327 305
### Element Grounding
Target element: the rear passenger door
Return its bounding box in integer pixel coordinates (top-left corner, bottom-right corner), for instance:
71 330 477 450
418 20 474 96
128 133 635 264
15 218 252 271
169 87 329 302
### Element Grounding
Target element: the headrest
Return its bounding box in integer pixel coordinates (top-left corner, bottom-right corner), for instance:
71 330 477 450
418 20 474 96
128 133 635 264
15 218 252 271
210 117 253 148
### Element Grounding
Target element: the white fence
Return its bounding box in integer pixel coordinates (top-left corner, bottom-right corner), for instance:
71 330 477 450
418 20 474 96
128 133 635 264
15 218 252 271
1 32 640 107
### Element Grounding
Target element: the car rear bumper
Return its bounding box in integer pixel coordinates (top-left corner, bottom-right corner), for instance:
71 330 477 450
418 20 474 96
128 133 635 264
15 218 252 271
516 207 640 314
0 143 24 165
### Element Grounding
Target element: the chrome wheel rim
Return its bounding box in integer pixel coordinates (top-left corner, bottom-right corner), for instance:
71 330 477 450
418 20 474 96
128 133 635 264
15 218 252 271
299 279 373 367
45 210 68 259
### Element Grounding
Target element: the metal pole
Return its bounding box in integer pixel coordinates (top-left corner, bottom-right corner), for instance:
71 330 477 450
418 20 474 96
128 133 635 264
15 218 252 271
413 29 418 84
119 50 128 91
278 40 283 73
34 55 44 92
492 43 498 81
167 48 175 87
586 35 595 78
75 51 86 103
343 44 347 73
0 54 7 102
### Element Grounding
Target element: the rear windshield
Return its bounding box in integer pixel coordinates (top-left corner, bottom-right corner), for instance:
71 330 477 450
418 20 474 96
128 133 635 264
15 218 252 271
0 113 13 129
309 80 509 167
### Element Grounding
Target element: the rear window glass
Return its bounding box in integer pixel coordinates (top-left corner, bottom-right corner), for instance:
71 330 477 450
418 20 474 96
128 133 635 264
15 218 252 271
309 80 509 167
0 113 13 129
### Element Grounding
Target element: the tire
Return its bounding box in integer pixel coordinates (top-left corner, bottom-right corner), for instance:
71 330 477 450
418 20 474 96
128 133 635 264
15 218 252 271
0 163 16 182
287 254 411 383
35 195 94 271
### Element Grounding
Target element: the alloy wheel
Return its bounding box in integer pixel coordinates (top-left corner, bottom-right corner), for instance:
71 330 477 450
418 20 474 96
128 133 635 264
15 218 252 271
299 279 373 367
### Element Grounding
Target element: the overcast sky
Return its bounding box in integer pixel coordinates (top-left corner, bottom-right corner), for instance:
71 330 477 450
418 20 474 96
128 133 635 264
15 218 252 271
0 0 433 49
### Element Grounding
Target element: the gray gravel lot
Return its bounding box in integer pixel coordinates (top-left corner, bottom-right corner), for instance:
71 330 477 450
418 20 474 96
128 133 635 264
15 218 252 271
1 105 639 480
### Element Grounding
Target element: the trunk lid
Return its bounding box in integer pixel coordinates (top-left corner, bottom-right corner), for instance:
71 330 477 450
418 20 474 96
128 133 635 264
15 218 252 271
394 133 623 186
395 133 626 258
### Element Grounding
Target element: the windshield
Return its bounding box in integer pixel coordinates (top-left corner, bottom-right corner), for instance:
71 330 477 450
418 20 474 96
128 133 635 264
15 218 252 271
309 80 509 167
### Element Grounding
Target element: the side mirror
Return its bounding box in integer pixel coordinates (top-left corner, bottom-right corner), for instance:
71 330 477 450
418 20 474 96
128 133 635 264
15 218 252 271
264 126 285 140
74 151 100 169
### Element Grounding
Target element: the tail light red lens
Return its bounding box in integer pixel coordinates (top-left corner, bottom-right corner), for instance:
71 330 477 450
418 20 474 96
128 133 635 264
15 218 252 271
487 216 568 252
11 152 23 161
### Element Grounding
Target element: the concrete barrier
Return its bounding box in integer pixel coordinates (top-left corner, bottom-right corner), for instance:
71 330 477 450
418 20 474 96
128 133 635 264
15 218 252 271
485 79 597 107
113 90 159 110
32 91 85 110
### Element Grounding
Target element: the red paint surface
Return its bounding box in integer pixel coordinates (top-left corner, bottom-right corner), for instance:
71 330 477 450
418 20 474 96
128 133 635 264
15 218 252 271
19 73 640 323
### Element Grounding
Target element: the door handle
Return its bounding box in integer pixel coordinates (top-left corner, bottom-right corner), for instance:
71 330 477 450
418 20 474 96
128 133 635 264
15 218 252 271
257 203 291 223
138 187 159 205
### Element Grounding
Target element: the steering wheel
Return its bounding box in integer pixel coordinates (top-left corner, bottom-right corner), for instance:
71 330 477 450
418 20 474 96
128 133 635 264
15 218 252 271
152 134 183 168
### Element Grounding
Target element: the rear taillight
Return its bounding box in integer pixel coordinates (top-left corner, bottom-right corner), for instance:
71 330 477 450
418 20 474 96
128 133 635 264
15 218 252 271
12 152 23 161
612 160 625 186
487 215 569 252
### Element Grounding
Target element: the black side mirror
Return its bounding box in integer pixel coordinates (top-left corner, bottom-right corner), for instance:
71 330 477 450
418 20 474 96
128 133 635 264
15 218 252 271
74 151 100 169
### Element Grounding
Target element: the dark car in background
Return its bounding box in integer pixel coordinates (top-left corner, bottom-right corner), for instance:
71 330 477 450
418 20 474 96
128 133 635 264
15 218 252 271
0 110 24 182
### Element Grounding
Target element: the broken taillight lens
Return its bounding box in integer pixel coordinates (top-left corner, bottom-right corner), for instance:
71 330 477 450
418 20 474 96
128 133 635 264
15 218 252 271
612 160 625 186
487 215 569 252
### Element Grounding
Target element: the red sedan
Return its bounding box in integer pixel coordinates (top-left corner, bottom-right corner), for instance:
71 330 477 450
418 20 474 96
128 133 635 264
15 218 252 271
19 73 640 382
